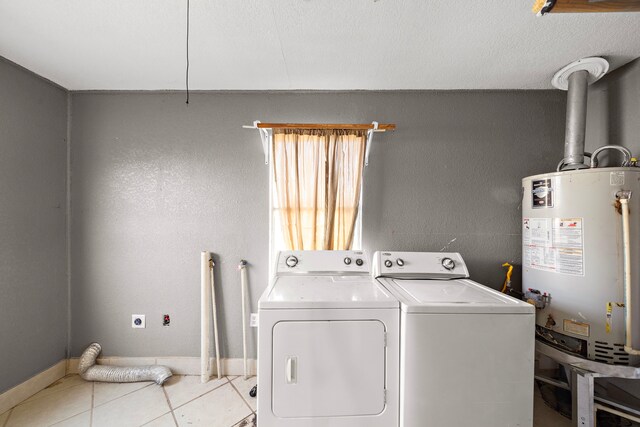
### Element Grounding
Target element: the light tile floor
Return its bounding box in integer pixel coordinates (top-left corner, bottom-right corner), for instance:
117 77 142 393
0 375 256 427
1 375 570 427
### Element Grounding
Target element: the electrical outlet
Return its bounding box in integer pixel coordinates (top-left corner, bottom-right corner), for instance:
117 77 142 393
250 313 258 328
132 314 145 329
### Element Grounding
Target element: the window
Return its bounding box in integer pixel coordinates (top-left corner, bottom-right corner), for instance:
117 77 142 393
268 129 366 277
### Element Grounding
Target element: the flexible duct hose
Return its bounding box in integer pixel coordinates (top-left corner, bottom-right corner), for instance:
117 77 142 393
78 343 172 385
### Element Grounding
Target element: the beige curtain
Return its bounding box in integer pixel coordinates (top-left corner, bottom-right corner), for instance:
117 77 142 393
272 129 366 250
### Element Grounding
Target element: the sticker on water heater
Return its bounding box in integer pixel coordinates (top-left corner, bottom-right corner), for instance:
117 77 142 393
523 217 584 276
563 319 590 337
553 218 584 276
523 218 556 272
532 179 553 208
610 172 625 186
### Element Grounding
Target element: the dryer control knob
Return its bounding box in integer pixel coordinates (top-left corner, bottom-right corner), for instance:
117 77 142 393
344 257 352 265
286 256 298 268
396 258 405 267
442 257 455 270
355 258 364 266
384 260 393 268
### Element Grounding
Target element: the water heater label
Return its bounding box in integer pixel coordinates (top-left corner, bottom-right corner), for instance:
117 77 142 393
523 217 584 276
563 319 590 337
610 172 625 186
532 179 553 208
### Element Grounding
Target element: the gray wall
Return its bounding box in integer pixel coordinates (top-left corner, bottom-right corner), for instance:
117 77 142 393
0 58 68 392
1 52 637 388
70 90 566 359
587 58 640 160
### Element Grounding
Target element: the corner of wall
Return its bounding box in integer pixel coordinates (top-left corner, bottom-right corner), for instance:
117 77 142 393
65 92 72 359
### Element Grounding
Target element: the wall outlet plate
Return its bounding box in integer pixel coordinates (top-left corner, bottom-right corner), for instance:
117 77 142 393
250 313 258 328
132 314 145 329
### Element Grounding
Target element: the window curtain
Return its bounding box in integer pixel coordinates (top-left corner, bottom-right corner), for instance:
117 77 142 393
272 129 366 250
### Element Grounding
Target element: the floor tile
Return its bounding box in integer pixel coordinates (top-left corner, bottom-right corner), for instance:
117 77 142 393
173 383 252 427
92 385 171 427
231 377 256 411
163 375 227 409
232 414 256 427
3 374 576 427
93 381 153 407
22 375 86 405
141 413 177 427
50 410 91 426
6 383 92 427
0 410 10 426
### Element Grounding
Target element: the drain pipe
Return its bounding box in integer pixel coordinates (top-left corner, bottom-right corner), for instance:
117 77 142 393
617 191 640 355
562 70 590 170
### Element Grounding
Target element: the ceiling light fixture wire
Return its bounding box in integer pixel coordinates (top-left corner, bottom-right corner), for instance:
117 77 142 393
185 0 190 104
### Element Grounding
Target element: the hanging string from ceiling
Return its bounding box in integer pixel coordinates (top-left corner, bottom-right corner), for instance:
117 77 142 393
185 0 190 104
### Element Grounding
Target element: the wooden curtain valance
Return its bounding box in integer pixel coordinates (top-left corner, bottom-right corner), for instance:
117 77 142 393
244 121 396 165
533 0 640 15
255 123 396 132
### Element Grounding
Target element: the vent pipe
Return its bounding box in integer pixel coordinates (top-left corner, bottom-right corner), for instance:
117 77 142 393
552 57 609 171
563 70 589 169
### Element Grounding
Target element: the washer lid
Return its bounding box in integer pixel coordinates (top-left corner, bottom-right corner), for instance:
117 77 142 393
384 278 533 314
259 275 398 309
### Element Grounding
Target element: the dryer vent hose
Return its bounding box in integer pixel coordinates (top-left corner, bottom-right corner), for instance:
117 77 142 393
78 343 172 385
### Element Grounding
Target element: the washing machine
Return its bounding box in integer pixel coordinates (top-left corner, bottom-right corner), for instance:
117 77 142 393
373 251 535 427
257 250 400 427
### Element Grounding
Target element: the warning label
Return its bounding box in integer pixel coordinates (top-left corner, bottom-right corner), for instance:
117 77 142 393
532 179 553 209
563 319 590 337
523 217 584 276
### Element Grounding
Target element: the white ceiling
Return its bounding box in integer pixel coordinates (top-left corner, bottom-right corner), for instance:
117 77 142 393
1 1 640 90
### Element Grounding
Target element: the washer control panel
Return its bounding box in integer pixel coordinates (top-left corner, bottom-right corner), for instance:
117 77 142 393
276 250 369 275
372 251 469 279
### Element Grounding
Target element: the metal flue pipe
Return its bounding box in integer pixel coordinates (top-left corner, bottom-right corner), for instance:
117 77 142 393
562 70 590 170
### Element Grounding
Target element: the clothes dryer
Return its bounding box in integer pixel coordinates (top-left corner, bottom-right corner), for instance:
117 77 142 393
257 250 399 427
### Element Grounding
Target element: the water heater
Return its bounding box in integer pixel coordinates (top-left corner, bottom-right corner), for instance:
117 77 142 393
522 168 640 365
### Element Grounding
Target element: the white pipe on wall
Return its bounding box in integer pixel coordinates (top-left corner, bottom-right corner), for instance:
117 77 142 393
620 198 640 355
201 251 212 383
210 257 222 379
239 260 249 379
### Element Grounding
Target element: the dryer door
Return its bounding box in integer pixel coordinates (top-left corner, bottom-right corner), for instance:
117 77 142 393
272 320 386 418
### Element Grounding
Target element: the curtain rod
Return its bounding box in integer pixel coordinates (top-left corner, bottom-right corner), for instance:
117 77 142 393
243 123 396 132
243 121 394 166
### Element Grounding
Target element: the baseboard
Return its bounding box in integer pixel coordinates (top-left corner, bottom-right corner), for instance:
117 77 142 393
0 360 66 414
67 357 257 377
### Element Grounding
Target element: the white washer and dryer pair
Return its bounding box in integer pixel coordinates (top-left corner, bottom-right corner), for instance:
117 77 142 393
257 250 535 427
